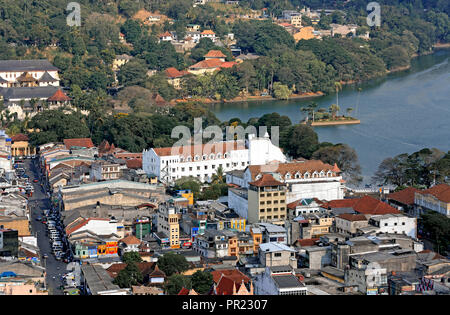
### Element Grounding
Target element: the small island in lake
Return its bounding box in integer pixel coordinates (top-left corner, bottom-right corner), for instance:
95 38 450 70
300 102 360 126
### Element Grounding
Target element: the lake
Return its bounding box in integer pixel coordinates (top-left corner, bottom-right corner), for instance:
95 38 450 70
211 50 450 182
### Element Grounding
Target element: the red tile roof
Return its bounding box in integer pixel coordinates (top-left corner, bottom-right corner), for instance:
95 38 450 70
178 287 190 295
178 287 198 295
47 89 71 102
64 138 94 149
106 262 155 278
211 269 250 285
126 158 142 169
321 196 400 215
120 235 141 245
165 67 185 78
201 30 215 35
11 133 29 142
416 184 450 203
189 58 224 70
296 238 319 247
247 160 338 181
204 50 227 58
159 31 172 38
337 213 368 222
152 140 246 158
220 61 237 69
388 187 419 206
249 173 285 187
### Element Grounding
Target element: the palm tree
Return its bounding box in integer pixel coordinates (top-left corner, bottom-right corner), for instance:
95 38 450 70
355 87 362 117
334 81 342 108
346 107 354 117
329 104 340 120
211 166 224 185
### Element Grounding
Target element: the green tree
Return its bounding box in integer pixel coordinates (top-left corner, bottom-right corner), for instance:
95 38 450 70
122 251 143 264
164 274 191 295
281 124 319 159
113 262 143 288
157 252 190 277
191 270 213 294
273 82 291 100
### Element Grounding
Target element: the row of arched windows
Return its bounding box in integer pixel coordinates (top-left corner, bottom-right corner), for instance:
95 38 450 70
179 152 229 162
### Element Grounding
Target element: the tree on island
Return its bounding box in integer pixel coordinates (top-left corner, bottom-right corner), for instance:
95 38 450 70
346 107 354 117
334 82 342 108
329 104 340 120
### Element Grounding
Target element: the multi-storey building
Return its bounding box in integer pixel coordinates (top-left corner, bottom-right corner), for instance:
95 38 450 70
157 203 180 249
90 161 122 181
414 184 450 217
143 133 286 184
247 173 287 224
0 60 60 88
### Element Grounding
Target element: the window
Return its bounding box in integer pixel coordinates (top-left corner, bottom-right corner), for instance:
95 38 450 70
384 223 388 226
274 253 281 257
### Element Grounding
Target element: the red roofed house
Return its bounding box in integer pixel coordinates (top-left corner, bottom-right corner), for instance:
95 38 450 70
159 31 173 42
321 195 401 216
204 50 226 62
414 184 450 217
64 138 94 150
200 29 216 42
387 187 419 214
220 61 237 69
126 158 143 170
47 88 71 108
188 58 225 75
119 235 141 253
210 269 253 295
165 67 189 89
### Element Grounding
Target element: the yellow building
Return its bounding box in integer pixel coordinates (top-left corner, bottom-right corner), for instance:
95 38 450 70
293 26 316 42
247 173 287 224
157 203 180 248
11 134 35 157
112 54 133 71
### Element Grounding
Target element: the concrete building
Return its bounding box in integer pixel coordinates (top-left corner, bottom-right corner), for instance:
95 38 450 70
414 184 450 217
247 173 287 224
335 214 369 237
90 161 122 181
258 242 297 268
243 160 345 203
368 214 417 238
157 203 180 249
80 264 129 295
254 266 307 295
345 264 388 294
0 60 60 88
143 132 286 184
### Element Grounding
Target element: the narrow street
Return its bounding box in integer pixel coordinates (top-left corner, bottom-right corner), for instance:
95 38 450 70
25 158 68 295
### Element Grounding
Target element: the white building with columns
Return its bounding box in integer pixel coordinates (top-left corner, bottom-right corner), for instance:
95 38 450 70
142 133 286 184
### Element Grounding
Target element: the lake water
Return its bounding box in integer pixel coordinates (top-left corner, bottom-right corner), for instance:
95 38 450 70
211 50 450 181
